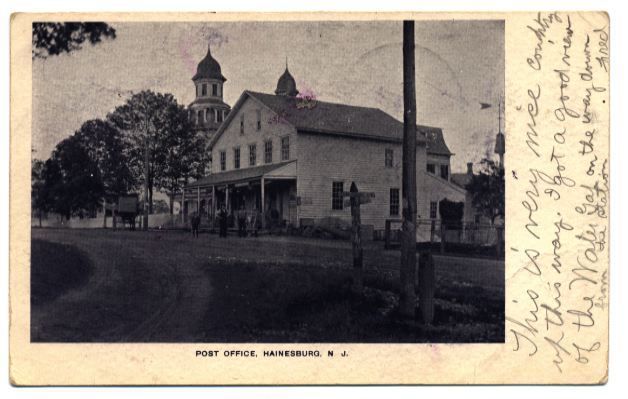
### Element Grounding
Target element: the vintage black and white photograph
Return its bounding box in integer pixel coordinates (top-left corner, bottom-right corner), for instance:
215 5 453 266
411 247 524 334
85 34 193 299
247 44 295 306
30 19 505 343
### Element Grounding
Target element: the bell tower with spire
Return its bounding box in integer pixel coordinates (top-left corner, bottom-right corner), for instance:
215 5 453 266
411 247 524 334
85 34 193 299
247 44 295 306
275 58 299 97
189 42 231 140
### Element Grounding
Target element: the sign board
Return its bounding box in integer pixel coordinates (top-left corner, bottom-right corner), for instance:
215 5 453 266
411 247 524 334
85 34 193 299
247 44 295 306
118 196 138 213
342 191 375 205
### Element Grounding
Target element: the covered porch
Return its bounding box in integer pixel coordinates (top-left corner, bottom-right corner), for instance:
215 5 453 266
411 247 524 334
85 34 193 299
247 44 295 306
173 161 298 230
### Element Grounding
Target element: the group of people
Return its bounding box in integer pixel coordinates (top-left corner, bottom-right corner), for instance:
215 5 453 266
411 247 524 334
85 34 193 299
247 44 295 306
191 205 257 238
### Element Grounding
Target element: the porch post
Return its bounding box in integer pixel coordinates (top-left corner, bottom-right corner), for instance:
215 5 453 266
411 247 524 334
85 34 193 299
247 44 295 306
225 185 230 213
212 185 216 224
181 187 185 223
197 186 200 213
261 176 266 229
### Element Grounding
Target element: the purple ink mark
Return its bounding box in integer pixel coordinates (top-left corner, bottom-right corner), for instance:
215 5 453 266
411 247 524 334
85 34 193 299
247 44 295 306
295 80 318 110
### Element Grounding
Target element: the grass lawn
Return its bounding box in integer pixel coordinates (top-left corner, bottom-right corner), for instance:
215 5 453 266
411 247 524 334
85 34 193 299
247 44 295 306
30 228 504 343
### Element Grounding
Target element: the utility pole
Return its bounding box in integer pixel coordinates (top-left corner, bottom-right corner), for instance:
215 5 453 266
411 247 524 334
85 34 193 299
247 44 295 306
143 135 149 231
400 20 417 319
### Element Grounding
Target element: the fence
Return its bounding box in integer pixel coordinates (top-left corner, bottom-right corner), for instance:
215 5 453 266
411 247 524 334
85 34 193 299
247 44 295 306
385 219 504 259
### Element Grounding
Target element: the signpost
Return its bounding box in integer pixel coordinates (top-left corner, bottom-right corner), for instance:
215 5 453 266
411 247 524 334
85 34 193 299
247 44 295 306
342 182 374 294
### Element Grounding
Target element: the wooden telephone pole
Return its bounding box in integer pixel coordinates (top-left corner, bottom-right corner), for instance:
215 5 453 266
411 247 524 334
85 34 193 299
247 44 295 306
400 20 418 319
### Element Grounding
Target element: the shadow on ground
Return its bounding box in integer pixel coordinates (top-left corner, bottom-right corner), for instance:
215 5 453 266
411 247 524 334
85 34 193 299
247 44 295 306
200 259 504 343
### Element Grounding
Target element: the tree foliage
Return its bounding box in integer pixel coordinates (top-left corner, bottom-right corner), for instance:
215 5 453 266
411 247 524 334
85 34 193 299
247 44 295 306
73 119 135 197
41 135 104 219
465 158 505 224
108 91 208 213
438 198 464 226
32 22 116 59
33 90 210 218
32 119 134 219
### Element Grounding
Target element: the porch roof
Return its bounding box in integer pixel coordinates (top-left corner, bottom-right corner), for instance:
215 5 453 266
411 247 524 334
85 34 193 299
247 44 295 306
184 161 296 189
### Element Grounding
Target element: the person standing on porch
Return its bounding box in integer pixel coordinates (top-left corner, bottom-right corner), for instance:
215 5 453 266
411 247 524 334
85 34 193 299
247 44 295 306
237 205 247 238
190 212 200 238
218 206 228 238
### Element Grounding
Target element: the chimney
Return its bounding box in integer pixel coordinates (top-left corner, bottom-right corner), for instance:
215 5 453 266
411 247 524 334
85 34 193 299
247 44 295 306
467 162 473 175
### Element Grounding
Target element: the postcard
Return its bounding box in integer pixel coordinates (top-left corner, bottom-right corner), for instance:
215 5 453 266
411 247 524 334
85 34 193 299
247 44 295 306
9 11 609 385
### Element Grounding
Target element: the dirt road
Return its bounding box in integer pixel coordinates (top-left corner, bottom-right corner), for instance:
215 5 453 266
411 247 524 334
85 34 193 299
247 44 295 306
30 228 504 342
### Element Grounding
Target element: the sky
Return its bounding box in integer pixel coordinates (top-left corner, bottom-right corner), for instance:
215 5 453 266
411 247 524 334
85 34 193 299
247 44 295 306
32 20 504 173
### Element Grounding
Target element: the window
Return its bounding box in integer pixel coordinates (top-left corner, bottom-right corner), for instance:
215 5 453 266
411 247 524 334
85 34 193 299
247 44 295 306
240 115 245 134
264 140 273 164
249 144 257 166
256 109 262 131
332 182 344 210
197 110 202 124
205 108 210 123
427 163 435 174
201 83 207 96
219 150 226 171
385 148 394 168
389 188 400 216
217 109 223 123
281 136 290 161
212 84 218 96
233 147 240 169
430 201 438 219
440 164 449 180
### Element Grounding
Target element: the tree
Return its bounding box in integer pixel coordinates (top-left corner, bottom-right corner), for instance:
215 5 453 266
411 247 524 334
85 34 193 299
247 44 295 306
31 159 48 226
465 158 505 225
108 91 207 214
155 107 209 214
32 22 116 59
33 119 134 220
44 135 104 219
73 119 135 198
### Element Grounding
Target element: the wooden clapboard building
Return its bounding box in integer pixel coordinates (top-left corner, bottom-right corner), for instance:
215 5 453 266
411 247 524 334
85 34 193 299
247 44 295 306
179 49 465 231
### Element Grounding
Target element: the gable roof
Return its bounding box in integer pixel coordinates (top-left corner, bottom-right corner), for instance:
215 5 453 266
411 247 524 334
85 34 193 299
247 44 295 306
210 90 435 148
451 172 472 189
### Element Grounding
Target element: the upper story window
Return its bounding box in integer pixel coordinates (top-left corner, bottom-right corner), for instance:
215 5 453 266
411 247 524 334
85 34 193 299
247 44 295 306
240 115 245 135
440 164 449 180
219 150 226 172
201 83 207 96
233 147 241 169
249 144 257 166
217 109 224 123
256 110 262 131
385 148 394 168
281 136 290 161
212 84 218 96
264 140 273 164
427 163 436 174
332 181 344 210
430 201 438 219
389 188 400 216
